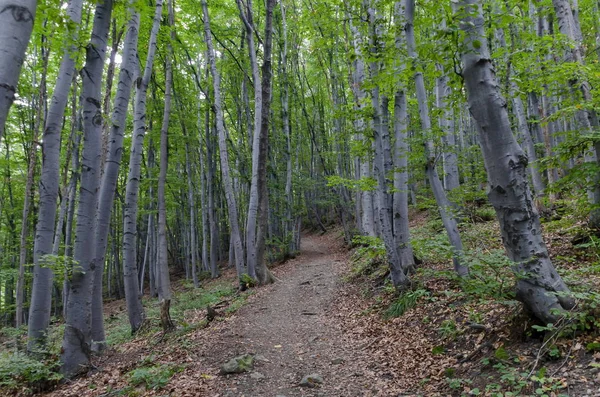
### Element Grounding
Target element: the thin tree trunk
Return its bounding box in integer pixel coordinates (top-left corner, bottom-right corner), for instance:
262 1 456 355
254 0 277 285
403 0 468 277
237 0 261 280
368 1 409 289
457 0 574 323
122 0 164 334
157 0 175 332
91 0 141 348
202 0 246 279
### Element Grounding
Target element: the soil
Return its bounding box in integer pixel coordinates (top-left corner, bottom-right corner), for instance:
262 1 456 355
43 232 388 397
38 227 600 397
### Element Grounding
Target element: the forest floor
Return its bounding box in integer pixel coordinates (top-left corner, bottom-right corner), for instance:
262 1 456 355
13 210 600 397
43 232 398 397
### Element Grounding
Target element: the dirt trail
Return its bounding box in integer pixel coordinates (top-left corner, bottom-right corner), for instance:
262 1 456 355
198 233 377 397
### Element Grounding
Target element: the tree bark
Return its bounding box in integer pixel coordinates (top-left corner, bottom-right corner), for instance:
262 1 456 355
156 0 175 332
122 0 164 334
457 0 574 323
403 0 467 277
61 0 113 376
0 0 37 141
202 0 246 279
28 0 84 353
91 0 141 348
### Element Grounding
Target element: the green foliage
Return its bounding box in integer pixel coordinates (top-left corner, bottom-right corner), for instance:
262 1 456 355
385 288 430 318
438 319 460 340
460 249 516 301
127 363 183 390
0 352 62 394
349 236 387 281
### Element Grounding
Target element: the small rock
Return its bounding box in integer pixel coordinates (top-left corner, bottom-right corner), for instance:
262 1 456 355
250 371 265 380
220 354 254 374
331 358 344 365
300 373 324 388
254 354 270 363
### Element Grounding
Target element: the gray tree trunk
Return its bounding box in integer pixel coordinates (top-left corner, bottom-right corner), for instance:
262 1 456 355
457 0 574 323
91 0 141 347
348 15 375 237
185 142 199 287
0 0 37 141
404 0 467 277
61 0 112 376
28 0 84 353
368 1 409 289
435 67 460 191
237 0 261 280
156 0 175 332
16 38 49 327
552 0 600 226
254 0 276 285
393 1 415 270
122 0 164 333
202 0 245 279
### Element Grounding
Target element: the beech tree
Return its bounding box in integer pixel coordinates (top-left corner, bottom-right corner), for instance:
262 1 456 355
0 1 37 141
456 0 574 323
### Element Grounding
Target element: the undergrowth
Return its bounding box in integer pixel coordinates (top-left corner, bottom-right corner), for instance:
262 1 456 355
0 280 245 396
349 203 600 396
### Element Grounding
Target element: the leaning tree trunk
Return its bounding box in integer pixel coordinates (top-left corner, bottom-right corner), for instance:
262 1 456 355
28 0 84 353
122 0 164 334
202 0 246 279
61 0 112 377
91 0 141 350
457 0 574 324
0 0 37 141
403 0 468 277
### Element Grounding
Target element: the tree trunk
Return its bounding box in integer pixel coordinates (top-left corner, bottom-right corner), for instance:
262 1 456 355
157 0 175 332
28 0 84 353
0 0 37 141
368 1 409 289
91 0 141 348
393 1 415 270
457 0 574 323
254 0 277 285
202 0 246 279
122 0 164 334
61 0 113 376
551 0 600 226
403 0 467 277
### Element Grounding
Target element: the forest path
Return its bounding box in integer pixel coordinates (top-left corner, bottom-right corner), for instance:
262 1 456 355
198 233 378 397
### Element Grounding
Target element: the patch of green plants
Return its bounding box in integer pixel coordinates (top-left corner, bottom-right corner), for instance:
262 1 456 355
0 351 62 394
127 363 184 390
460 249 517 301
385 288 430 318
438 319 460 340
479 357 568 396
348 235 387 280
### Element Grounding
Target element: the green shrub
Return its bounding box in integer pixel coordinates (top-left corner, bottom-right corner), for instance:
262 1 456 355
0 352 62 394
128 364 183 390
386 288 430 318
